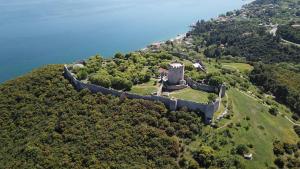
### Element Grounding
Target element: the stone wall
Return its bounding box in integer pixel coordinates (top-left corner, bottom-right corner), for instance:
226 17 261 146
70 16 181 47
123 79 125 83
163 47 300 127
64 65 222 123
164 84 187 91
186 77 226 98
185 77 217 93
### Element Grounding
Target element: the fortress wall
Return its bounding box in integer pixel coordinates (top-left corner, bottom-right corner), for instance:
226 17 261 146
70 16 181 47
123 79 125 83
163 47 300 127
177 99 220 123
151 95 177 111
80 83 122 97
64 65 220 123
122 92 177 111
177 99 207 112
186 77 226 98
219 84 226 98
185 77 217 93
165 84 187 91
157 83 163 96
205 99 221 120
64 65 123 97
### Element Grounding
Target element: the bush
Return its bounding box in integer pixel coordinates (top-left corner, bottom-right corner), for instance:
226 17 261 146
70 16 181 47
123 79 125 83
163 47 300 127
166 127 175 136
283 143 297 154
90 75 111 88
208 93 218 103
111 77 133 91
269 106 279 116
114 52 125 59
273 140 285 156
235 144 249 155
274 157 285 168
208 76 223 87
192 146 214 168
76 69 88 80
295 125 300 137
292 114 299 121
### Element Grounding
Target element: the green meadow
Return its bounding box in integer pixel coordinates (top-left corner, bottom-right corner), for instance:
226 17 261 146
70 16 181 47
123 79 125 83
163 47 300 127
169 87 214 103
222 63 253 73
129 78 158 95
227 88 297 168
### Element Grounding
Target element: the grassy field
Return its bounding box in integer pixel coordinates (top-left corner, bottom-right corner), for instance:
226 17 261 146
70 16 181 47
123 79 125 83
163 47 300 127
130 79 158 95
203 60 221 73
223 88 297 168
222 63 253 73
185 88 298 169
169 87 213 103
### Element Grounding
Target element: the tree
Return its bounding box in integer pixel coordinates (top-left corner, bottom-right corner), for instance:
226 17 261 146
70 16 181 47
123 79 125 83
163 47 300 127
274 157 285 168
273 140 285 156
235 144 249 155
192 146 215 168
114 52 125 59
77 69 88 80
269 106 279 116
90 75 111 88
294 125 300 137
111 77 133 91
208 76 223 87
208 93 218 103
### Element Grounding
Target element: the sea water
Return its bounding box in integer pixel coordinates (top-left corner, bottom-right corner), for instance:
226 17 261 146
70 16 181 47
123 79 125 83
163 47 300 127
0 0 249 82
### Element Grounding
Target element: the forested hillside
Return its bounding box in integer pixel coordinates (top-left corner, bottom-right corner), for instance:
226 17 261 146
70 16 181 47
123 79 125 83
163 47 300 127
190 20 300 63
1 0 300 169
250 63 300 119
277 24 300 44
0 65 203 168
1 65 263 169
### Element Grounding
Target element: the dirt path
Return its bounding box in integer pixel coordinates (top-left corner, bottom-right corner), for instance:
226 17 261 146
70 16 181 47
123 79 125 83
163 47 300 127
281 38 300 47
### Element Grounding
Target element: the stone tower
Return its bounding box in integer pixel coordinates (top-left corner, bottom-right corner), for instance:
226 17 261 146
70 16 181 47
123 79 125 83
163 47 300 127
167 62 186 85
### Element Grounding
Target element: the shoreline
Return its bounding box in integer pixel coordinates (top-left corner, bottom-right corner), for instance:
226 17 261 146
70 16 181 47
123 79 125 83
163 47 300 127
0 0 255 84
142 0 255 52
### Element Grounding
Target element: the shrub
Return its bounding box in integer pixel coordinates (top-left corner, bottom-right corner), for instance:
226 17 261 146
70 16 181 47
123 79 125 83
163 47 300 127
166 127 175 136
111 77 133 91
292 114 299 121
269 106 279 116
192 146 214 168
274 157 285 168
90 75 111 88
114 52 125 59
273 140 285 156
76 69 88 80
294 125 300 137
208 76 223 87
208 93 218 103
235 144 249 155
283 143 297 154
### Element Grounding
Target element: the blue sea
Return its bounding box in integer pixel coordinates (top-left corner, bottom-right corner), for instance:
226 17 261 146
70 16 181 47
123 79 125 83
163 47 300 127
0 0 249 83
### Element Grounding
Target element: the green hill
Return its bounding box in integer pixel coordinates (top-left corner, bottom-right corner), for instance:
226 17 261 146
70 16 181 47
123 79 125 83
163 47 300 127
0 65 204 168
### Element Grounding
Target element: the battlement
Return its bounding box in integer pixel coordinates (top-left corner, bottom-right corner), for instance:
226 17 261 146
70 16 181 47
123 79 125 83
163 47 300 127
169 62 183 68
168 62 185 85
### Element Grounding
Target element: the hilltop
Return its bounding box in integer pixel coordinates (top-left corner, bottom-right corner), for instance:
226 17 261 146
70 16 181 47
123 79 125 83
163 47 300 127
1 0 300 168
